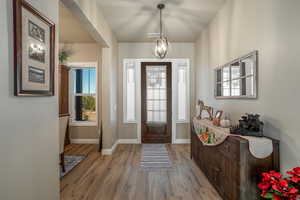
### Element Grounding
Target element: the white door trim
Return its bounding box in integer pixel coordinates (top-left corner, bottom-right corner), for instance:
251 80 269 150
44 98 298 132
129 58 190 144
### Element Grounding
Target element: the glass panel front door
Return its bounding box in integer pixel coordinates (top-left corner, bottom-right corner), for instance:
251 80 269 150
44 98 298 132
146 66 167 123
141 62 172 143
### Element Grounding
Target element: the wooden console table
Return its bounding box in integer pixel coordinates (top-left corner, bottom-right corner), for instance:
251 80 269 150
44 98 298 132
191 126 280 200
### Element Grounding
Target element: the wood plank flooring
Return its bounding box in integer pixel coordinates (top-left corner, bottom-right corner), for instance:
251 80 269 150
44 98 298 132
61 144 222 200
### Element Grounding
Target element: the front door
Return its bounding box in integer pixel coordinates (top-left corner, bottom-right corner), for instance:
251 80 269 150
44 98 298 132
141 62 172 143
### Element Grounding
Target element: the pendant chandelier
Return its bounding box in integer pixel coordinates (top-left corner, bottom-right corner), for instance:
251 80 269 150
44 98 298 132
154 4 169 59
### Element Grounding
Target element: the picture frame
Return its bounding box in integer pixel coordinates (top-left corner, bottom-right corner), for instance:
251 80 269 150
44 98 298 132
13 0 55 96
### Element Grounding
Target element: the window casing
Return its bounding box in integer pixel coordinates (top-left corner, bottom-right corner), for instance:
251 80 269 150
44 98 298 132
69 63 97 126
123 59 190 124
123 60 137 123
175 60 190 123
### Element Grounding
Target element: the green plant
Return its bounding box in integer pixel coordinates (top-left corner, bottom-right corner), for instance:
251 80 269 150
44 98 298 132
82 96 96 111
84 114 89 121
59 46 73 64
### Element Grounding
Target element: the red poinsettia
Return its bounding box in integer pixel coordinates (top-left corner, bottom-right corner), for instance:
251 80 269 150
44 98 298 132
287 167 300 184
258 169 300 200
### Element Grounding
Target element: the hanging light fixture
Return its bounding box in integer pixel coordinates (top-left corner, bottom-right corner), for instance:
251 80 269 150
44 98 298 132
154 4 169 59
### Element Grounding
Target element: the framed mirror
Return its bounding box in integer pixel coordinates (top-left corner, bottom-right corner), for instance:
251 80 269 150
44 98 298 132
214 51 258 99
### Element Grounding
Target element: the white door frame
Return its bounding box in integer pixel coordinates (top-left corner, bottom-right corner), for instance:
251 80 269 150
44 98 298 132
126 58 190 144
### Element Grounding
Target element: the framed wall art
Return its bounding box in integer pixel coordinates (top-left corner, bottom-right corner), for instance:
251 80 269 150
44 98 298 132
13 0 55 96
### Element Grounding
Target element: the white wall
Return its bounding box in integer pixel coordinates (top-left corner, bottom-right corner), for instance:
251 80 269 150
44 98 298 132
102 41 119 148
60 43 101 140
61 0 119 149
118 42 195 141
63 43 101 63
195 0 300 172
0 0 59 199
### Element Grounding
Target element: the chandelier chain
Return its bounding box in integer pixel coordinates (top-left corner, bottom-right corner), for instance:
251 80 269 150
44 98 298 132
160 8 162 38
155 4 168 59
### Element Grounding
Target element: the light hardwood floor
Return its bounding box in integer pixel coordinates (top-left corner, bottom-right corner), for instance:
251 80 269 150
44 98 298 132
61 144 222 200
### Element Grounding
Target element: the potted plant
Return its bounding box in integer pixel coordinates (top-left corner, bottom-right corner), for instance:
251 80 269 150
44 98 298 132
59 45 73 64
258 168 300 200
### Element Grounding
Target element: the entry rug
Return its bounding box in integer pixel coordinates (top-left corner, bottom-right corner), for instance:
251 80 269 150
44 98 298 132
60 154 87 179
140 144 172 170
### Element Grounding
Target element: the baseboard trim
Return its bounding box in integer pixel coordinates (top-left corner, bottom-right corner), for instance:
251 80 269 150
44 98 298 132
71 139 99 144
101 140 118 155
174 139 191 144
118 139 139 144
91 138 190 155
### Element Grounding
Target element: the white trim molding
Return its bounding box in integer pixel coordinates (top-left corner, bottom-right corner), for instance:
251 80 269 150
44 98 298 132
69 122 97 127
70 139 140 155
101 139 139 155
101 140 119 155
118 139 139 144
99 138 191 155
67 62 99 127
174 139 191 144
123 59 137 123
71 139 99 144
128 58 191 144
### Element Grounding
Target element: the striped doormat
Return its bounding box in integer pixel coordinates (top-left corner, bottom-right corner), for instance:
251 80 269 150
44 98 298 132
140 144 172 170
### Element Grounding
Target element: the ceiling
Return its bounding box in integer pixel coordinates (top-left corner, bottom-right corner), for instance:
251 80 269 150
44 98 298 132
59 2 95 43
96 0 225 42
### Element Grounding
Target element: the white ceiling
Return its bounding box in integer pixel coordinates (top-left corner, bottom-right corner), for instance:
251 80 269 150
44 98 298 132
96 0 225 42
59 2 95 43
